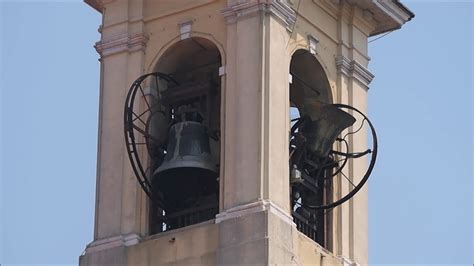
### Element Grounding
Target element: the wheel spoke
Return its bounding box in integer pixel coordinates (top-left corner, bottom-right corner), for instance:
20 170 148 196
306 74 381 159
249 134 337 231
132 124 161 143
342 118 367 140
132 109 151 123
132 111 147 126
324 208 335 215
306 157 346 171
132 124 149 137
139 84 152 110
124 72 179 207
341 171 356 188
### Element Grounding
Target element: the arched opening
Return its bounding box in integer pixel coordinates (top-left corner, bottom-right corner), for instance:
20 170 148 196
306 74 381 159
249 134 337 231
290 49 332 108
289 49 333 249
148 37 222 234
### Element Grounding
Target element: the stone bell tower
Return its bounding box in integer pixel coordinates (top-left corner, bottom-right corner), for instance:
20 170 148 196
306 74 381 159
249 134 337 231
80 0 413 265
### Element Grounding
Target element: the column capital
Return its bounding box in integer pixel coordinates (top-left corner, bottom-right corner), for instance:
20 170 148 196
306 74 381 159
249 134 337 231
336 55 374 87
94 33 148 58
221 0 296 30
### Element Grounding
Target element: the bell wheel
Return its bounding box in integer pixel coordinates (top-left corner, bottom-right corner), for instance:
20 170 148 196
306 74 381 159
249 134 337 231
290 103 378 211
124 72 178 204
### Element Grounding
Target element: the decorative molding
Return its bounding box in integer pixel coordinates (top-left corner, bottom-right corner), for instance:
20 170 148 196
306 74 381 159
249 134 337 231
344 0 413 36
179 19 194 40
94 33 148 58
339 256 361 266
307 34 319 55
221 0 296 31
373 0 413 25
84 0 103 13
336 55 374 87
84 233 141 254
85 0 116 13
270 0 297 31
123 233 141 246
216 199 294 225
351 8 377 36
312 0 340 20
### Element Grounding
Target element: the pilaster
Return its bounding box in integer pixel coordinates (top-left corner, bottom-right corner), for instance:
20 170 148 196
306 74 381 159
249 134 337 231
221 0 294 214
219 1 296 263
216 200 297 264
85 0 148 262
334 3 375 263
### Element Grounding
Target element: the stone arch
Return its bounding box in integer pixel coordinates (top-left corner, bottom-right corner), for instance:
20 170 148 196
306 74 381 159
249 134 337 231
147 36 224 234
147 32 226 74
151 35 223 151
289 49 333 115
288 48 335 249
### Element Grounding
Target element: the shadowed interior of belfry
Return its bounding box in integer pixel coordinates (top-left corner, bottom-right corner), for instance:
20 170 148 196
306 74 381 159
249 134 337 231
146 37 222 234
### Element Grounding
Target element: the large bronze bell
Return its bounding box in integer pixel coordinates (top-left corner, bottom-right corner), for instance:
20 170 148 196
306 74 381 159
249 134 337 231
153 121 218 210
302 101 356 158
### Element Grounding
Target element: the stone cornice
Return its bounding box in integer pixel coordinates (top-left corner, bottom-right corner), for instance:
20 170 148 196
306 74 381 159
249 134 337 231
336 55 374 87
84 0 116 13
84 0 102 13
312 0 340 20
359 0 414 36
344 0 414 36
352 8 377 36
94 33 148 58
373 0 413 25
221 0 296 30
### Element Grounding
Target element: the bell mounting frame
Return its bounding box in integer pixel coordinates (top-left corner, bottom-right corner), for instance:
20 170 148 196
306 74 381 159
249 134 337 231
125 73 378 212
290 103 378 210
124 72 178 204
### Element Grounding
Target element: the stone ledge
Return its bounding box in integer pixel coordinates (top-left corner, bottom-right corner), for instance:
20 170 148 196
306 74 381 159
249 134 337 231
339 255 360 266
84 233 141 254
216 199 294 225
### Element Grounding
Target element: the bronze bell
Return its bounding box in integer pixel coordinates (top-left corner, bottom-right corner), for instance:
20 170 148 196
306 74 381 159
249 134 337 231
153 121 218 210
302 101 356 158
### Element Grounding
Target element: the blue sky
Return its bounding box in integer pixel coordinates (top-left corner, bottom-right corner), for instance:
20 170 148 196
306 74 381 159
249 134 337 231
368 2 472 264
1 1 472 265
